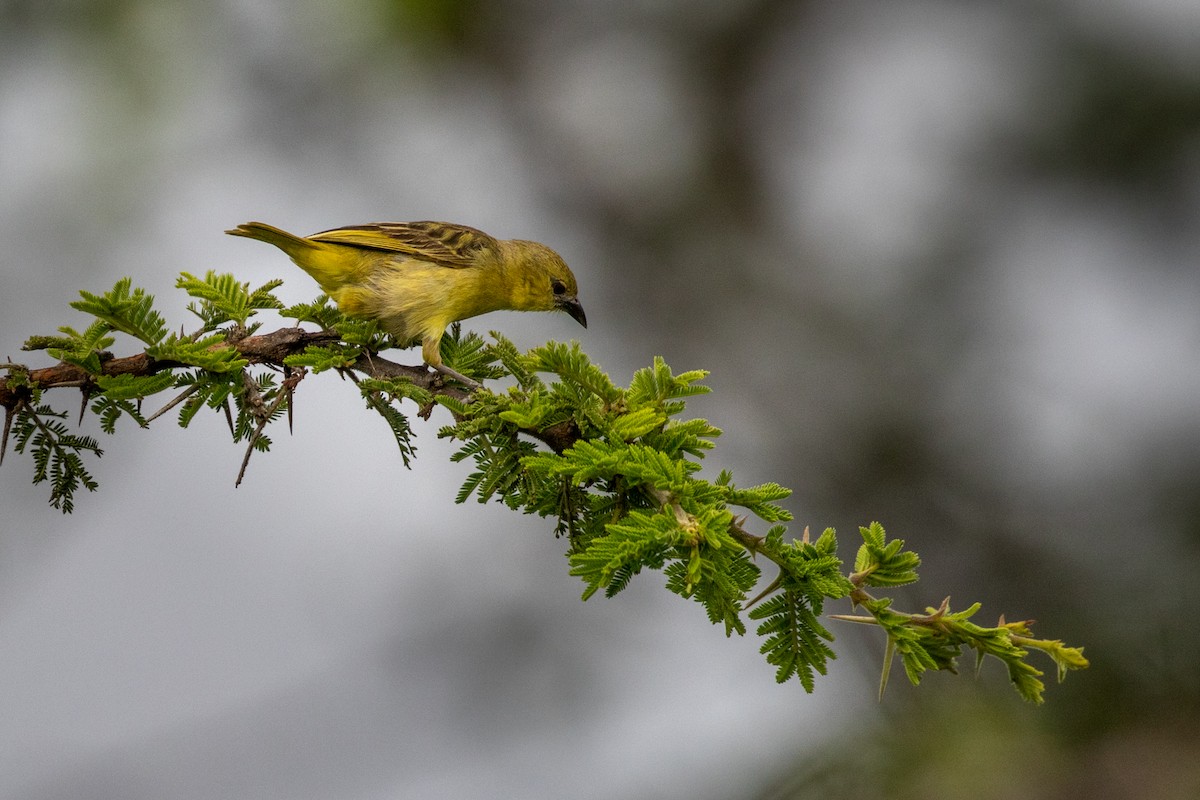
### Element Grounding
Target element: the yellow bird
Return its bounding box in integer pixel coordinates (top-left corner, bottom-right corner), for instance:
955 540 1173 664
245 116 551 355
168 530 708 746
226 220 586 387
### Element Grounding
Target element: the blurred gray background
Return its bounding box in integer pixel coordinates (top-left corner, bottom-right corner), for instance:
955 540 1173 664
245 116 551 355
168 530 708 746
2 1 1199 798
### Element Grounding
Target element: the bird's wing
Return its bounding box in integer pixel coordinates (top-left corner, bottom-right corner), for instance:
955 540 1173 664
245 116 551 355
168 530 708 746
308 221 500 268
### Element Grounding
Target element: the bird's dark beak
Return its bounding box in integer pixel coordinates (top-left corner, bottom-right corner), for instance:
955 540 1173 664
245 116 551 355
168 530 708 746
558 297 587 328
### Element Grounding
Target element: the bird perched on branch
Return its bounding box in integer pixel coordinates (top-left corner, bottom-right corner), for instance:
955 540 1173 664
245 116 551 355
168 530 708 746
226 220 586 387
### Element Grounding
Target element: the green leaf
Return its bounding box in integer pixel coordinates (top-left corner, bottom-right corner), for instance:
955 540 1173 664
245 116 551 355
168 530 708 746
853 522 921 587
439 324 503 383
92 396 148 433
627 356 710 409
641 417 720 459
664 546 761 636
284 344 361 373
71 277 167 345
498 393 554 430
569 510 683 599
44 319 118 374
12 404 102 513
749 590 836 690
360 390 418 467
147 333 248 373
724 481 793 523
94 372 176 401
21 335 75 351
527 340 621 404
606 407 666 442
334 317 392 350
486 331 543 390
542 440 702 495
280 295 346 330
178 271 283 328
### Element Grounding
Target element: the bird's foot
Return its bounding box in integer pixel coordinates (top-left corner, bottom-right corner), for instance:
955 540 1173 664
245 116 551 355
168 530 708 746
431 363 482 391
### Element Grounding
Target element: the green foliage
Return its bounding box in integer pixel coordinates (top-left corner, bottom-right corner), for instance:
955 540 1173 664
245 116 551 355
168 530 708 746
526 339 623 405
148 332 248 373
332 317 392 351
439 337 855 687
853 521 922 587
450 422 538 508
71 277 168 345
178 271 283 330
665 541 760 636
440 323 505 384
92 395 148 434
6 274 297 508
355 376 429 467
750 591 834 689
1 273 1089 702
41 319 116 374
89 373 176 433
280 294 346 330
747 527 849 689
768 527 854 602
281 294 393 353
20 334 76 352
568 509 682 598
284 344 361 373
93 372 176 402
10 396 101 513
829 523 1089 704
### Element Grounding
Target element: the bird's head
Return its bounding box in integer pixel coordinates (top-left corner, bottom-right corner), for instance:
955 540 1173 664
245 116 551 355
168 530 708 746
505 240 587 328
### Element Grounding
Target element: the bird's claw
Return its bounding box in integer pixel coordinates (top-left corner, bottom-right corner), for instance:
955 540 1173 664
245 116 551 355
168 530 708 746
432 364 482 391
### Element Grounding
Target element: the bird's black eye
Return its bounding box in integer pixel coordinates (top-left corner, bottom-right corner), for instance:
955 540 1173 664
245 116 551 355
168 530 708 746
551 279 567 296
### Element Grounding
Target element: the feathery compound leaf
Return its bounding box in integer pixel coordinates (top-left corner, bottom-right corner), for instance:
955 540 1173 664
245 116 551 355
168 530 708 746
357 376 433 409
724 481 794 523
549 440 701 493
640 417 720 459
749 590 836 690
13 404 102 513
527 340 621 404
498 392 556 430
178 271 283 328
148 333 248 373
71 277 168 345
334 317 392 350
853 522 920 587
21 334 75 351
280 295 346 330
92 396 148 434
171 372 238 429
94 372 176 402
664 546 761 636
606 407 666 442
569 510 684 599
44 319 117 374
362 392 417 467
627 356 710 409
449 425 537 507
439 324 503 382
772 534 853 604
487 331 543 390
284 344 361 373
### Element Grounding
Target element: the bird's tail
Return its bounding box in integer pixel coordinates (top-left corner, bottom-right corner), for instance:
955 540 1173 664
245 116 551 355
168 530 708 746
226 221 355 295
225 222 318 260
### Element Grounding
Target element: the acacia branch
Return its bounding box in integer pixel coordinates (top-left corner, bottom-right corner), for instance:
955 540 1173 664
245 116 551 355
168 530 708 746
3 327 421 408
1 325 583 450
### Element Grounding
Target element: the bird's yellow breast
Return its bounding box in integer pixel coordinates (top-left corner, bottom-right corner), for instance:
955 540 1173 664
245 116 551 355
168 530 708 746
337 256 503 345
